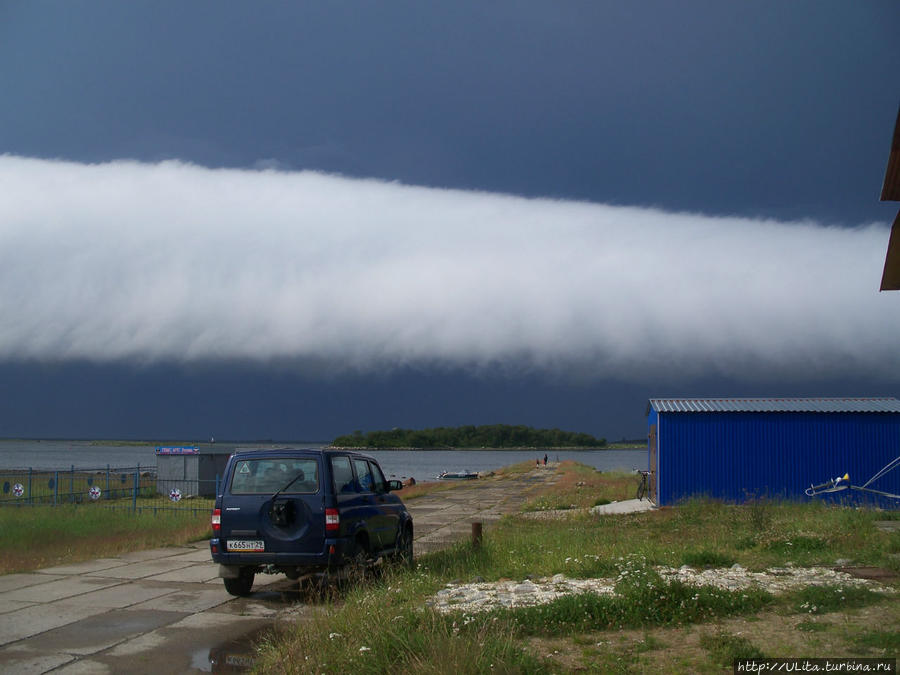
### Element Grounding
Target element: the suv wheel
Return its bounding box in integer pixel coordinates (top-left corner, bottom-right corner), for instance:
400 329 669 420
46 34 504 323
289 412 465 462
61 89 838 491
393 526 414 568
223 567 255 596
344 539 370 582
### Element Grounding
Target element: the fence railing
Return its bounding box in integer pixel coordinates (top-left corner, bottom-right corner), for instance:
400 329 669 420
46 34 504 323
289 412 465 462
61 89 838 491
0 465 218 514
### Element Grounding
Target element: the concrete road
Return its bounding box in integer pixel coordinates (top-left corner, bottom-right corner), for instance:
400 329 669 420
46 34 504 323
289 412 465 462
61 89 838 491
0 466 561 673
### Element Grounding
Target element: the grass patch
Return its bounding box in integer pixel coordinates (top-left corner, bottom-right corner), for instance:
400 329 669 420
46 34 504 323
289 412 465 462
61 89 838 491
787 585 884 615
494 460 540 476
523 462 635 512
763 535 828 555
523 496 578 512
496 556 771 635
699 629 766 667
681 550 735 568
394 480 460 500
257 556 772 674
633 633 666 653
851 629 900 654
256 572 546 674
0 504 211 574
241 463 900 671
795 619 830 632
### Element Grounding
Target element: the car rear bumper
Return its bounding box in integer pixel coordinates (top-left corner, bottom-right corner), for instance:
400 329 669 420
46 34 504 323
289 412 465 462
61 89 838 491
209 536 354 568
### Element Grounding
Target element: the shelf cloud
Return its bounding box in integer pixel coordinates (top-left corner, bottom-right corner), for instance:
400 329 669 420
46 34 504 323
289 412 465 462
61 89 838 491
1 154 897 382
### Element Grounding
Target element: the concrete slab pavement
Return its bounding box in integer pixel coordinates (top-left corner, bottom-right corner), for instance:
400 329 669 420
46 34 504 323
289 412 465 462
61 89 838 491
36 560 128 576
0 465 562 673
0 573 65 594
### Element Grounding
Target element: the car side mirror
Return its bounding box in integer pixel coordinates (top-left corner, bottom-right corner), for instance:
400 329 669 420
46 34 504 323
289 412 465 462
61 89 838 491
387 479 404 492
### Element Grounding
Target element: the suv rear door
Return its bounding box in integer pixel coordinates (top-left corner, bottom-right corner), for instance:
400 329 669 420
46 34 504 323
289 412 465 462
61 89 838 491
348 456 401 550
220 454 325 555
331 454 371 542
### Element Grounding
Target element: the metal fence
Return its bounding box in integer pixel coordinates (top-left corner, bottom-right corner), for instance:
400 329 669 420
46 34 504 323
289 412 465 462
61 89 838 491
0 465 218 515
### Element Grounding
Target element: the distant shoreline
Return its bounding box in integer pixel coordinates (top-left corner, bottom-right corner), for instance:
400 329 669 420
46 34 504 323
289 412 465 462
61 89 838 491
328 444 645 451
0 439 331 446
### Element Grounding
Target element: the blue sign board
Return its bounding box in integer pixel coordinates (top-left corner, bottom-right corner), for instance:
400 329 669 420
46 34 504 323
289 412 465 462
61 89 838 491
155 446 200 455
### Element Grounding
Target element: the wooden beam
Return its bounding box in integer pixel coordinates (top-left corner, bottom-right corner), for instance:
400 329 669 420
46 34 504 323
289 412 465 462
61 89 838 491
880 210 900 291
882 106 900 202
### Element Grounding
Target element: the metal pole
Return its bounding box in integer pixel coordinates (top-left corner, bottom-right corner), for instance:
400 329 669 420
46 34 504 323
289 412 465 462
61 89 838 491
54 471 59 506
28 468 32 506
132 471 138 512
106 464 110 499
70 464 74 503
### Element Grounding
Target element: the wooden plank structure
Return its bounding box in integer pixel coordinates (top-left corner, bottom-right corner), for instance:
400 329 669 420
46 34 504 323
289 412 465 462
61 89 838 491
880 106 900 291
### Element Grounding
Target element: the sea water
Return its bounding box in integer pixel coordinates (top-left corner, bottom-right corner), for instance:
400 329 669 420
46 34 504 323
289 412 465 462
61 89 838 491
0 440 647 480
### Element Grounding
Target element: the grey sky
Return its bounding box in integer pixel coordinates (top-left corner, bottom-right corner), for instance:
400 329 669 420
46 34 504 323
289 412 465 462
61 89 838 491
0 1 898 440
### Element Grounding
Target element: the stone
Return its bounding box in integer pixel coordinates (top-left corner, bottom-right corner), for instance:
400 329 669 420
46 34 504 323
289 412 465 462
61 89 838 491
425 566 893 615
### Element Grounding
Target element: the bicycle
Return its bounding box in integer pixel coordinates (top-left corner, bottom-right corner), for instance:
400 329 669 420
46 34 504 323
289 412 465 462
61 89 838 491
636 470 651 501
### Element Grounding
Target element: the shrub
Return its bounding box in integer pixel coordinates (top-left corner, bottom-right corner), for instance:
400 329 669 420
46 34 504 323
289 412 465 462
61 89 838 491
852 629 900 654
789 584 883 615
700 630 765 667
494 555 771 635
681 550 735 568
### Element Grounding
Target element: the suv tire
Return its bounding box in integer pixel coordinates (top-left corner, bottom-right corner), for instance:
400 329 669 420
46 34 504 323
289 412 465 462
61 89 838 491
393 526 414 568
223 568 255 597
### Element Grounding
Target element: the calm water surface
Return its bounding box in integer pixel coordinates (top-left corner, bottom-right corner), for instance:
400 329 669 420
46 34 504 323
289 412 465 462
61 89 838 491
0 440 647 480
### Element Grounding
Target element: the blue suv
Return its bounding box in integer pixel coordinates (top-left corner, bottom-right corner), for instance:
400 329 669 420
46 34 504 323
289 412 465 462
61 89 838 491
210 448 413 596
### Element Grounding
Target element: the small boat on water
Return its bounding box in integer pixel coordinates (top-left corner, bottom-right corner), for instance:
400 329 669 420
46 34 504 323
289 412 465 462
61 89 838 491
437 470 479 481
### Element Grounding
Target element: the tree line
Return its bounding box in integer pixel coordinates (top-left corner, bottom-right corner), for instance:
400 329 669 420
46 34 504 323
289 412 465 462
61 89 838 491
332 425 607 449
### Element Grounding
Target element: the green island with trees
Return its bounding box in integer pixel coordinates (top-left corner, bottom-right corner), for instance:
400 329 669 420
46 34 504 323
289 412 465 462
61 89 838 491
332 424 606 449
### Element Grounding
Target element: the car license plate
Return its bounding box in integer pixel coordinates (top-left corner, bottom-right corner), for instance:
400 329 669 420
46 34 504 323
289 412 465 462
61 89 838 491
227 539 265 552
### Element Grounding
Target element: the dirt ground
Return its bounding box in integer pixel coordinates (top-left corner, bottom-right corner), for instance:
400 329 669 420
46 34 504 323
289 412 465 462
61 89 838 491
528 596 899 673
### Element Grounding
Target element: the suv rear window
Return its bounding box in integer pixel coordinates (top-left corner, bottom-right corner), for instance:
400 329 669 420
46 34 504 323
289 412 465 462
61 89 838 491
352 458 374 492
368 460 387 493
331 456 356 493
229 457 319 494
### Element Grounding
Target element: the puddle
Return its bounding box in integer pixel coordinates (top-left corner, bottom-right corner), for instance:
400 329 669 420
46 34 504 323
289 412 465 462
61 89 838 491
197 627 273 673
202 619 329 672
193 578 348 671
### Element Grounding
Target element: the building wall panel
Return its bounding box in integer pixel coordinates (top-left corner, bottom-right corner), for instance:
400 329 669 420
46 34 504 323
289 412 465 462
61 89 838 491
654 412 900 507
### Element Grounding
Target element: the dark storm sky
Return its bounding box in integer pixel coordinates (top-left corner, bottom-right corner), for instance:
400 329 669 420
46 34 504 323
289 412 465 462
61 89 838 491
1 1 898 441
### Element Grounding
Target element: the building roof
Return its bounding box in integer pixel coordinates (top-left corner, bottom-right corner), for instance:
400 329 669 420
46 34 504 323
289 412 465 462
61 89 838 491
647 397 900 415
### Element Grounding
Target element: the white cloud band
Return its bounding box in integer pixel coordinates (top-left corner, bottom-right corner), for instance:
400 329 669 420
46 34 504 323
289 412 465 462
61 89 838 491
1 155 897 380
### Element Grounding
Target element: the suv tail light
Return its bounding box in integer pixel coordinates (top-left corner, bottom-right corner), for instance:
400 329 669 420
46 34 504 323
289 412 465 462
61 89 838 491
325 508 339 532
211 508 221 532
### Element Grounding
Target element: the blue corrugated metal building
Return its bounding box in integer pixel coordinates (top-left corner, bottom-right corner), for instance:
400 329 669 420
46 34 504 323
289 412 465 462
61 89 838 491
645 397 900 507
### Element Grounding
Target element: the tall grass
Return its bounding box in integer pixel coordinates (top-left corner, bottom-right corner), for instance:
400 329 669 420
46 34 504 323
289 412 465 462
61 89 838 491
256 569 544 674
699 630 766 667
494 555 771 635
257 464 899 672
0 504 211 573
523 462 634 511
0 468 159 505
